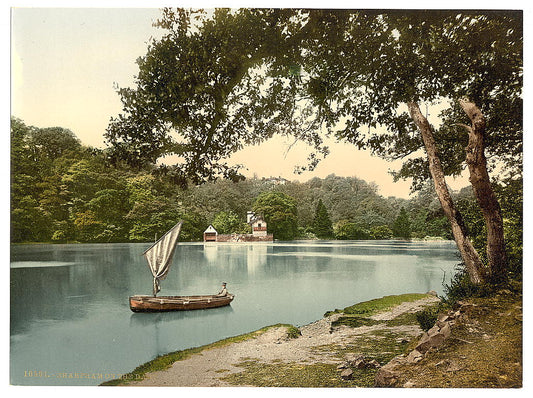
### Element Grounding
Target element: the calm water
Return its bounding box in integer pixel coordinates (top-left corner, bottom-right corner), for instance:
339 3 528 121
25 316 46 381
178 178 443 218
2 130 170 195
10 240 460 385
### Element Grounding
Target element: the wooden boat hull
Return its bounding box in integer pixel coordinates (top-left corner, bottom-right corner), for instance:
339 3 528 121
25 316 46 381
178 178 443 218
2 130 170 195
129 294 235 312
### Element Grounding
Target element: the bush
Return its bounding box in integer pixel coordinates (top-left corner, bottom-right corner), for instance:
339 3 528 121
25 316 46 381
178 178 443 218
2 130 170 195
442 265 493 305
286 325 301 339
416 307 439 332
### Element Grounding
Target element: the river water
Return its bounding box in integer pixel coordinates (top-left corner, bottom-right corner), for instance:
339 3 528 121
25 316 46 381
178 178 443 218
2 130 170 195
10 240 460 385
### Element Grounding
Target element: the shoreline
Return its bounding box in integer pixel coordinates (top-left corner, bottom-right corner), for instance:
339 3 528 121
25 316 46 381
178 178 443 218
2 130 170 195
102 292 441 387
11 237 455 247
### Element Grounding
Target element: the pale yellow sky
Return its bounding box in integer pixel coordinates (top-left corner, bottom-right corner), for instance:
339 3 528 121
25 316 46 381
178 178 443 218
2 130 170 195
10 5 474 199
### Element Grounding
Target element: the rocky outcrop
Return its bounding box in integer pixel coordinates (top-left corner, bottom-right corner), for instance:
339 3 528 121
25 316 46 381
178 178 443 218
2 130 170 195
375 301 473 387
337 353 381 380
344 353 381 369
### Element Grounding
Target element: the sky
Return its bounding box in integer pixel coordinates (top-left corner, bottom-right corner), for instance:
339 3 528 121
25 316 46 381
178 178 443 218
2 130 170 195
11 2 518 199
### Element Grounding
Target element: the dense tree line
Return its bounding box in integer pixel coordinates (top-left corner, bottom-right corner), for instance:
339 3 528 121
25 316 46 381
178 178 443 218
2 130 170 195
12 116 508 246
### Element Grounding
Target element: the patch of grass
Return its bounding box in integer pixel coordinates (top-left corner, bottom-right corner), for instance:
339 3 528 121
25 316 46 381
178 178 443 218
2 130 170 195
223 329 416 388
331 316 380 328
286 325 301 339
386 311 422 327
331 304 431 330
222 360 360 387
325 293 430 317
100 323 293 386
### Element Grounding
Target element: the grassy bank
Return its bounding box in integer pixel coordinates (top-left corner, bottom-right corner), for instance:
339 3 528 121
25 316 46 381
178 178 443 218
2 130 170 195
100 323 295 386
101 290 521 387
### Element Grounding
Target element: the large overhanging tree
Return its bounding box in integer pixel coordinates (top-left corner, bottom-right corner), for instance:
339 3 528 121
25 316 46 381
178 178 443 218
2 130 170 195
105 9 522 285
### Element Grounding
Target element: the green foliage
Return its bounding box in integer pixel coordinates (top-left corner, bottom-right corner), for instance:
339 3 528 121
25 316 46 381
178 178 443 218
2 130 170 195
11 115 521 257
286 325 301 339
442 266 493 305
11 120 462 243
369 225 393 240
334 220 370 240
415 307 440 332
312 199 333 238
494 177 523 280
73 210 106 243
212 210 245 234
253 191 298 240
392 207 411 239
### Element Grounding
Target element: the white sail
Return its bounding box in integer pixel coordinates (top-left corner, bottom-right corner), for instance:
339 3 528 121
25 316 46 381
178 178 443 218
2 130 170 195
143 221 183 296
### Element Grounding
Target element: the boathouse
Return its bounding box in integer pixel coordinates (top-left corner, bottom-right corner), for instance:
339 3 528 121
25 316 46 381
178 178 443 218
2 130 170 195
203 225 218 242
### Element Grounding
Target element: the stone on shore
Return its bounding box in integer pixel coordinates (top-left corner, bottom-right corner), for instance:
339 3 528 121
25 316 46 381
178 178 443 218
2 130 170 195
340 369 354 380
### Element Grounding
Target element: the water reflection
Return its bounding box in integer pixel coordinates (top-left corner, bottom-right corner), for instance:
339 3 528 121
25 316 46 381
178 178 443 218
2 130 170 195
10 240 459 386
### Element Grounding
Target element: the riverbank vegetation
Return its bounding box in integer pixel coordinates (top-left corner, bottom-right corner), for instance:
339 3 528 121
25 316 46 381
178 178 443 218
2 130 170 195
12 115 478 244
11 115 523 285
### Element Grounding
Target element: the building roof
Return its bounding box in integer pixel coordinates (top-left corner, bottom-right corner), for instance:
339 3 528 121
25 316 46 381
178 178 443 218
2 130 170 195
204 225 217 234
247 213 265 224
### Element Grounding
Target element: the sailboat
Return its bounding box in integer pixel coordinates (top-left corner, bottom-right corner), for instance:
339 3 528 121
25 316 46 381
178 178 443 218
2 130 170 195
129 221 235 312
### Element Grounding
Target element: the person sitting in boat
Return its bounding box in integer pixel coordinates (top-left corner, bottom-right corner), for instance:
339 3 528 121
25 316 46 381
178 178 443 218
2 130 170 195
217 282 228 296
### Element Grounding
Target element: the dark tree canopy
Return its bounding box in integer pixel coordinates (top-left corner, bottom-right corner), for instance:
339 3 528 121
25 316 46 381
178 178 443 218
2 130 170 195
106 9 521 188
312 199 333 239
252 191 298 240
392 207 411 240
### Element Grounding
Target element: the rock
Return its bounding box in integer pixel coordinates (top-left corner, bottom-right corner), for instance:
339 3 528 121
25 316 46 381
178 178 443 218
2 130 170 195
406 349 424 363
415 332 432 353
445 361 465 372
345 353 365 367
439 322 451 338
457 301 476 311
345 354 381 369
427 325 440 337
374 367 400 387
429 331 446 347
340 369 353 380
415 329 447 354
374 356 407 387
403 380 416 388
345 353 363 362
337 363 349 370
427 290 438 296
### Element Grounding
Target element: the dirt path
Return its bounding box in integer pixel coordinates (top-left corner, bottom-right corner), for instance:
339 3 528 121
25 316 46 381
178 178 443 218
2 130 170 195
130 295 440 387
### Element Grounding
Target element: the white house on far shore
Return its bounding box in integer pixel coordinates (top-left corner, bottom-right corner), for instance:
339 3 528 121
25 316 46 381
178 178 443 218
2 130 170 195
247 211 268 237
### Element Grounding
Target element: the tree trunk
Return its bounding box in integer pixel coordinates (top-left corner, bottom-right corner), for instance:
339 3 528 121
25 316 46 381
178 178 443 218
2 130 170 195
459 98 508 284
407 101 486 284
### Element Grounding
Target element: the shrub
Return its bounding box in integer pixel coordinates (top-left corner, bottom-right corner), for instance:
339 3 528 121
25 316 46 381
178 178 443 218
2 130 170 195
286 325 301 339
442 265 493 305
416 307 439 332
